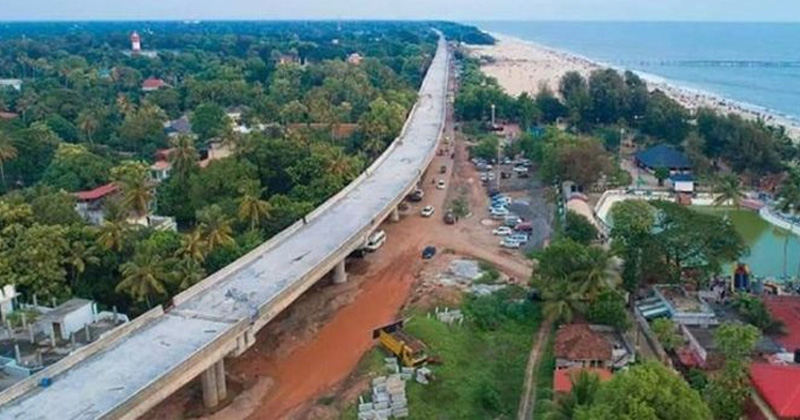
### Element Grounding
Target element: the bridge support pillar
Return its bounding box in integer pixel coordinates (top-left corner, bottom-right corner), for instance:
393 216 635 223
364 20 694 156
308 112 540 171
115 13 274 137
390 206 400 223
201 364 219 408
333 259 347 284
215 359 227 401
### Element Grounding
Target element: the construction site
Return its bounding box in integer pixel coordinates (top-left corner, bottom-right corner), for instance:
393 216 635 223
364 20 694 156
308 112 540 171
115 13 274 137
143 79 549 419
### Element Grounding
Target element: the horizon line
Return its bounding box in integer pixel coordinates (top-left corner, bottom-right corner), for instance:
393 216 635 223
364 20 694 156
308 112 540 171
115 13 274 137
0 18 798 24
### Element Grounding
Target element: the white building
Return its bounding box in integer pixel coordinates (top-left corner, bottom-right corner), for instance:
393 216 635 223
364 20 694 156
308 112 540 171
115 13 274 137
0 79 23 91
669 173 695 193
39 299 95 341
0 285 19 321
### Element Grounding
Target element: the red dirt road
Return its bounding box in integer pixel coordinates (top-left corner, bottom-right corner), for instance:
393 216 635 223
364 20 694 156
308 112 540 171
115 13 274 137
240 248 421 419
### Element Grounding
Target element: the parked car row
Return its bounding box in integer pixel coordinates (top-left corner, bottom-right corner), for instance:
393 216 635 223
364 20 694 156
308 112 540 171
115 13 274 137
488 191 532 249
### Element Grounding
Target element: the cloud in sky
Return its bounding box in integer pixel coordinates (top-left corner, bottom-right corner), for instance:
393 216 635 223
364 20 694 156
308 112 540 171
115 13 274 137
2 0 799 21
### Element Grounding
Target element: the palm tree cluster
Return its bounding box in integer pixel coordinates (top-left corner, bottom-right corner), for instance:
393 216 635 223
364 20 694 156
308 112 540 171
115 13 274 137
535 240 621 324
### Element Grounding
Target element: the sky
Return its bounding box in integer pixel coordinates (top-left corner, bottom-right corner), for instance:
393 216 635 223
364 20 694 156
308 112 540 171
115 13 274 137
2 0 800 22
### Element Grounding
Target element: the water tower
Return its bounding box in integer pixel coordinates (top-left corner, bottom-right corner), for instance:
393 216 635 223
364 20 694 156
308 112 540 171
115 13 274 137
130 31 141 53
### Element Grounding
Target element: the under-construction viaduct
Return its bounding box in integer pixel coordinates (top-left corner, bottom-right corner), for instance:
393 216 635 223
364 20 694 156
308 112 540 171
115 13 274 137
0 35 450 419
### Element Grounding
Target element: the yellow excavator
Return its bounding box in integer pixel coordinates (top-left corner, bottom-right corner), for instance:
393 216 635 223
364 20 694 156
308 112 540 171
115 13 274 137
372 320 431 367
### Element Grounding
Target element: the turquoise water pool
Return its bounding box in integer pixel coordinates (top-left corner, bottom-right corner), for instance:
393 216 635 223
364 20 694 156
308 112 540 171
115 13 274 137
694 208 800 278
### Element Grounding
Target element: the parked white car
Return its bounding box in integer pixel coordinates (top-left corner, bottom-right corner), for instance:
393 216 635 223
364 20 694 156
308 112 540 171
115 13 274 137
493 226 513 236
364 230 387 252
500 238 521 249
436 179 446 190
421 205 435 217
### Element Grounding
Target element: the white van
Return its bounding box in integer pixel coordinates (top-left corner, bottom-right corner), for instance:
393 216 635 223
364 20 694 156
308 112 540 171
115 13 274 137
365 230 386 252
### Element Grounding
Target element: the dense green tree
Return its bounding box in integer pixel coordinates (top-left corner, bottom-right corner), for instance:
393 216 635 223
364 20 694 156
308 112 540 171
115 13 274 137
704 323 761 420
471 135 499 161
117 103 167 154
191 102 229 141
0 222 71 300
576 362 712 420
651 318 682 351
587 288 630 331
40 143 112 191
535 86 569 123
0 131 18 191
565 210 598 245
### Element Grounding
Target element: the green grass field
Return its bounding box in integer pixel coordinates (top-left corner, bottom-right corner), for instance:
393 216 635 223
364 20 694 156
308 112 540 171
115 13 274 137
343 289 541 419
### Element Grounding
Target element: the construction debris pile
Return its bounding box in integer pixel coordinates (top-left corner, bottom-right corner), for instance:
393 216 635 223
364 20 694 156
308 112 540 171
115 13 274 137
432 307 464 325
358 358 412 419
421 259 508 296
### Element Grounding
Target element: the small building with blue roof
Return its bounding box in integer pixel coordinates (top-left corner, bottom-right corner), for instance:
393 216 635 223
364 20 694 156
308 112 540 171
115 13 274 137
635 144 691 172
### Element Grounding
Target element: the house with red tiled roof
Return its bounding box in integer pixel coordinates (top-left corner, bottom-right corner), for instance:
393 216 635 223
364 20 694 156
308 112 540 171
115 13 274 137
749 363 800 420
141 77 169 92
764 296 800 353
553 366 613 394
555 324 613 369
0 111 18 120
73 183 120 225
149 160 172 182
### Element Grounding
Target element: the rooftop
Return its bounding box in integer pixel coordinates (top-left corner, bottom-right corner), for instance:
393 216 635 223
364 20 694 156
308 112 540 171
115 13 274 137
39 299 92 322
553 367 613 393
555 324 612 362
150 160 171 171
670 173 694 182
635 144 691 170
142 77 168 90
750 362 800 418
73 183 118 201
764 296 800 351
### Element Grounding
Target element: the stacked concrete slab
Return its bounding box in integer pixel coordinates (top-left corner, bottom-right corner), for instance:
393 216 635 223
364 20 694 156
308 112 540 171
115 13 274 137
358 358 410 419
434 307 464 325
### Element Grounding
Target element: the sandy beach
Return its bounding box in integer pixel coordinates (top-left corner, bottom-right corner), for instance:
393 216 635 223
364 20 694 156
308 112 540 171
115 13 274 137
467 33 800 139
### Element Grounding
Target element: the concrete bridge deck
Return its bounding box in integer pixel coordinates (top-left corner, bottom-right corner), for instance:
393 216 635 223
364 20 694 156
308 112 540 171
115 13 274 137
0 36 449 420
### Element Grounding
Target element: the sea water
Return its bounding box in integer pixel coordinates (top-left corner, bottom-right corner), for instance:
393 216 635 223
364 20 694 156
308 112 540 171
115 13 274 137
473 21 800 122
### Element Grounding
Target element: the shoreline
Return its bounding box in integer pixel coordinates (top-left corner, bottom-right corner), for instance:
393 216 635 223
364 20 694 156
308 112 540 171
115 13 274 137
466 32 800 140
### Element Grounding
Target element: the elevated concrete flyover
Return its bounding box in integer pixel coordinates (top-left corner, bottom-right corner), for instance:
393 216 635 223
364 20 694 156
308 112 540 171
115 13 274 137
0 35 450 420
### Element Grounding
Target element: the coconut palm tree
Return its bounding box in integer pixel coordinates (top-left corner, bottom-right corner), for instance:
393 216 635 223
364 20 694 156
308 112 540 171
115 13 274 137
197 205 235 252
572 247 621 302
172 257 206 291
237 184 272 232
541 280 584 324
76 109 99 144
112 162 153 219
97 220 128 252
65 240 100 287
169 134 198 183
116 249 169 308
325 146 359 180
176 229 207 262
364 137 385 159
712 174 745 211
97 199 129 252
0 132 18 191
